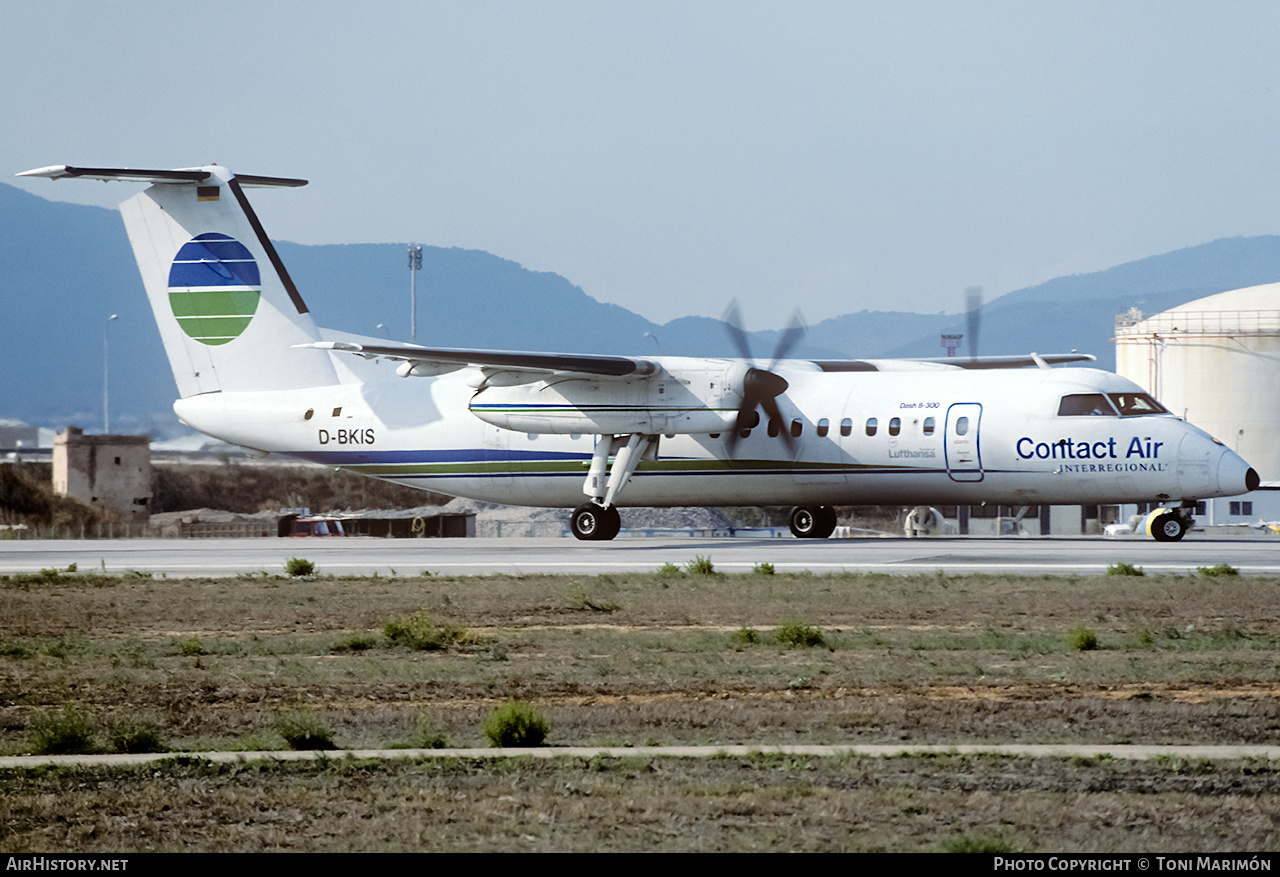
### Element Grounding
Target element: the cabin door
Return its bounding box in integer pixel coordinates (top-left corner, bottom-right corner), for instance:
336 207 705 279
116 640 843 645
945 403 984 482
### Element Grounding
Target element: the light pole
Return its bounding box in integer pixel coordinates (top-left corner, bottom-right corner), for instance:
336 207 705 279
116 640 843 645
408 244 422 340
103 314 118 433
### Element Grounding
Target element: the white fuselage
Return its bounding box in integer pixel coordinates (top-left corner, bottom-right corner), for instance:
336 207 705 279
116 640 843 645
174 358 1256 510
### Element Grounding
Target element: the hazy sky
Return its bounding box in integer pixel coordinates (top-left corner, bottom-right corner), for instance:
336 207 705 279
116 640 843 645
7 1 1280 327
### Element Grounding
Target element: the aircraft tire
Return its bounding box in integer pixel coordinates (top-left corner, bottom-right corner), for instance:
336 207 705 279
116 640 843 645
789 505 837 539
1149 510 1187 543
571 503 621 541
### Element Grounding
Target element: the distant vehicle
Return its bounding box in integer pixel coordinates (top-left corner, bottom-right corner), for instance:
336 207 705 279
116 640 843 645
19 164 1259 541
284 516 346 538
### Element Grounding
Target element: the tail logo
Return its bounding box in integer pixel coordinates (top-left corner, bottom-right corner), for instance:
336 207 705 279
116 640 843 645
167 233 261 346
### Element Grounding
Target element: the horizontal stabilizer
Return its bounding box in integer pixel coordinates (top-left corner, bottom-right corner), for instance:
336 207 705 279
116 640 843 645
17 165 307 188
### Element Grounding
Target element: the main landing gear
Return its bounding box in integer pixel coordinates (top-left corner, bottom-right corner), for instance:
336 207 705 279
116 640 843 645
789 505 837 539
570 433 658 541
1146 507 1192 542
571 503 621 541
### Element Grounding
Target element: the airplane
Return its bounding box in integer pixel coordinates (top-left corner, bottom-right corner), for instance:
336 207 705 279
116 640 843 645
18 164 1259 542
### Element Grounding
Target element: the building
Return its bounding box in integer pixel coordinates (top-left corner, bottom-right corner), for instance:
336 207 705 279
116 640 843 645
1115 283 1280 527
52 427 152 523
0 419 39 452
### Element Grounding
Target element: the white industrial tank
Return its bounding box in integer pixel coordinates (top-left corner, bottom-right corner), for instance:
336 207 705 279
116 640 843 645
1115 282 1280 484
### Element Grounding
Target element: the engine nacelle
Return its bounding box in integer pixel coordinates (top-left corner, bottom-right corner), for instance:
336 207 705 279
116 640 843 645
468 360 741 435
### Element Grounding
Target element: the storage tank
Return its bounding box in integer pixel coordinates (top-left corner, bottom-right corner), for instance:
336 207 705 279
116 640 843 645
1115 282 1280 488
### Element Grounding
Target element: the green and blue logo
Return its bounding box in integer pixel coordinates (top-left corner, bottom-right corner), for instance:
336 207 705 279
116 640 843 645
167 233 261 345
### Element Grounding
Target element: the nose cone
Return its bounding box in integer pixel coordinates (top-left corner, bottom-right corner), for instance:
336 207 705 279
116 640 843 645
1217 448 1259 496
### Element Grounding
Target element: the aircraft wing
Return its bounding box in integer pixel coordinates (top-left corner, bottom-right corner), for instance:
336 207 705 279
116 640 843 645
297 341 658 378
302 340 1093 378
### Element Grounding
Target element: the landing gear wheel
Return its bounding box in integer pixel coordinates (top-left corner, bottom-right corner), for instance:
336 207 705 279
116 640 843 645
789 505 837 539
571 503 621 541
1149 510 1187 543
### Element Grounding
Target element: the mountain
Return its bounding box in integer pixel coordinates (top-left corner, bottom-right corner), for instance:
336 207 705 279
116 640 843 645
3 180 1279 436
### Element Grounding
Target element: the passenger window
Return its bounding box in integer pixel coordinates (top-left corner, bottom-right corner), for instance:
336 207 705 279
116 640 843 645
1058 394 1117 416
791 420 803 438
889 417 901 436
816 418 829 437
767 419 780 438
840 418 852 437
866 417 878 437
955 416 969 436
923 416 935 436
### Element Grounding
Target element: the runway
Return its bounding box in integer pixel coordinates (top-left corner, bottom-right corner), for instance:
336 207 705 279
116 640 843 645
3 533 1280 577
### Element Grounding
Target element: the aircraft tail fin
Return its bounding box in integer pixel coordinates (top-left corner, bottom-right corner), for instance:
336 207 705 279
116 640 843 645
19 164 338 397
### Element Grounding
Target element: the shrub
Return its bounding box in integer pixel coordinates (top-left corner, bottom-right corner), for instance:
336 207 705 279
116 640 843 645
1107 561 1145 576
286 557 316 578
1197 563 1239 577
654 562 683 578
730 624 759 645
106 715 166 754
482 700 549 748
565 584 620 613
752 562 775 575
410 712 448 749
774 621 825 648
384 607 471 650
276 711 337 750
332 633 377 653
1069 625 1099 651
685 555 715 575
179 637 205 657
29 705 98 755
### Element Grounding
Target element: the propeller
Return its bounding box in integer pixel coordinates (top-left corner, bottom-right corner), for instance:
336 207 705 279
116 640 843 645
965 285 983 361
721 301 806 456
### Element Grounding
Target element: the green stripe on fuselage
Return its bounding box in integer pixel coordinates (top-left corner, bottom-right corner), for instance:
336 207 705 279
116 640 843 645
338 458 915 477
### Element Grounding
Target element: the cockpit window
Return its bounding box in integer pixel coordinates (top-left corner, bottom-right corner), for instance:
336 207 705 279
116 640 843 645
1108 393 1168 416
1058 394 1117 416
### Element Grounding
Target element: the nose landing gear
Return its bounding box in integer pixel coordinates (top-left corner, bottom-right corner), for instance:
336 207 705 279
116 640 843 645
1146 507 1192 542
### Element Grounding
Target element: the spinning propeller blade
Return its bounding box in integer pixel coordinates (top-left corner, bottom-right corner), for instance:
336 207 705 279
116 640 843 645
721 302 805 456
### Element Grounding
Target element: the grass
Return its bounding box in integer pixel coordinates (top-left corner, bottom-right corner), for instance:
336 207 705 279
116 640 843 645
3 568 1280 850
1106 561 1145 576
3 753 1279 852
